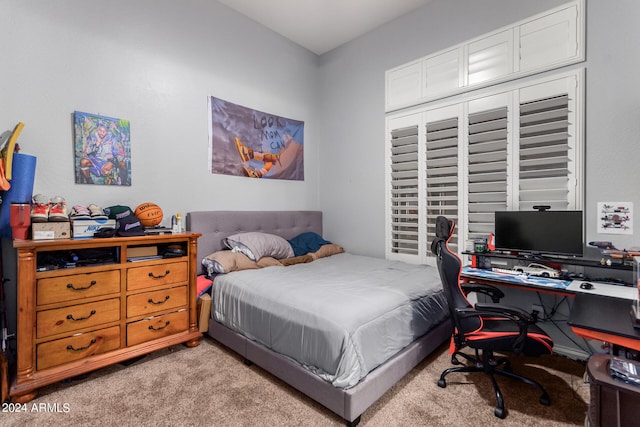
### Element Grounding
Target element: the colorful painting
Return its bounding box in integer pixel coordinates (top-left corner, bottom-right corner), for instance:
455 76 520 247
208 97 304 180
74 111 131 186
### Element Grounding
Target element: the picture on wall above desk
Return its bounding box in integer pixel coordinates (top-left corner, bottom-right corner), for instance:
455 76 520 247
73 111 131 186
598 202 633 234
208 96 304 181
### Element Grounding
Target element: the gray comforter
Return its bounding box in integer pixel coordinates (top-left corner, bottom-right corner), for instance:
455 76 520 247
213 253 448 388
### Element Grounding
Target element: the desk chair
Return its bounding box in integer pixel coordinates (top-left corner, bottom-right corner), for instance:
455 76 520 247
431 216 553 418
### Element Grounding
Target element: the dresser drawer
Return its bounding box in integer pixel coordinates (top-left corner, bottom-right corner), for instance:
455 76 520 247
127 261 187 291
126 310 188 346
37 270 121 306
36 325 121 370
127 285 187 318
36 298 120 339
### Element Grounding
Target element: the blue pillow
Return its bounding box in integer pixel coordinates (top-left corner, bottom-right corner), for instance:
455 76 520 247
287 232 331 257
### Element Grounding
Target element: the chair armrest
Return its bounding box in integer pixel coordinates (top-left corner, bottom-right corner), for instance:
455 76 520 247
472 303 535 354
474 303 535 323
461 283 505 303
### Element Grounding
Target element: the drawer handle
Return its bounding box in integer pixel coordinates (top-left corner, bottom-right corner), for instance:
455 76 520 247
148 270 170 279
67 280 97 291
67 310 96 321
148 295 170 305
67 339 97 352
148 320 170 331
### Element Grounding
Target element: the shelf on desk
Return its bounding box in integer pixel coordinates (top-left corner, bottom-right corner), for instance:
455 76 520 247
462 251 633 271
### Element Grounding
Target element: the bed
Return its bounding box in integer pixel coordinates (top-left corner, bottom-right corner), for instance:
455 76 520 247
186 210 452 426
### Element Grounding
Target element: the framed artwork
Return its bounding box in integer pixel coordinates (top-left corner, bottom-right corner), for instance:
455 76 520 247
208 97 304 180
597 202 633 234
73 111 131 186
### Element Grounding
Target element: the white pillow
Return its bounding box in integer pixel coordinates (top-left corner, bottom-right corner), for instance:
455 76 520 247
223 232 294 260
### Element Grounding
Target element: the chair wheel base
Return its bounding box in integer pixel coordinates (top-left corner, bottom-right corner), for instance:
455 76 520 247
437 379 446 388
494 407 506 419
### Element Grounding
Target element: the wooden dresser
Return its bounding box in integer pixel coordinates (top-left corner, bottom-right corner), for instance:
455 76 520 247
10 233 202 402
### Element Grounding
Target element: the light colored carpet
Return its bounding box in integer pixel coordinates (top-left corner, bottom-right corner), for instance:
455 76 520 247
3 337 589 426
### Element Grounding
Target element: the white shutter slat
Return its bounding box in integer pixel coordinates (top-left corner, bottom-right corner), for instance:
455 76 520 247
468 202 507 213
520 155 568 168
519 176 569 190
391 126 420 139
520 107 569 125
468 151 507 163
468 140 507 154
468 161 508 173
391 144 418 155
469 181 506 192
520 168 569 179
521 120 569 135
468 129 508 144
468 171 507 183
520 144 567 157
519 188 569 202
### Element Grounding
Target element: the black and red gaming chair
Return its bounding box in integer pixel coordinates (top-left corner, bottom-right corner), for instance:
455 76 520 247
431 216 553 419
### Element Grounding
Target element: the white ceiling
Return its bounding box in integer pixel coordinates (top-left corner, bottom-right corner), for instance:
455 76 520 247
217 0 432 55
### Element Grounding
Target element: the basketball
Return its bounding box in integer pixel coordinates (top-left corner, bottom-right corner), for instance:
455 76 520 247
134 202 163 227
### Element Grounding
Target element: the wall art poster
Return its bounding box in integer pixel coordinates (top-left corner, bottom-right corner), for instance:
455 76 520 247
208 97 304 180
597 202 633 234
74 111 131 186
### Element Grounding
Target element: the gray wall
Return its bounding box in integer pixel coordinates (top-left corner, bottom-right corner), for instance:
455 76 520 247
1 0 322 223
318 0 640 256
2 0 639 256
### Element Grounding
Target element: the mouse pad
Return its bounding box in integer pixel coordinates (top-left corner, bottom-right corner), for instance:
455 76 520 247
462 266 572 289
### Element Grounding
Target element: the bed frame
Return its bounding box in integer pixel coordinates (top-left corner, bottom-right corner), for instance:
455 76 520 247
186 210 452 426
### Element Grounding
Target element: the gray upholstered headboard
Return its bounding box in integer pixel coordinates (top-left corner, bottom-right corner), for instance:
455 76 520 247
186 210 323 275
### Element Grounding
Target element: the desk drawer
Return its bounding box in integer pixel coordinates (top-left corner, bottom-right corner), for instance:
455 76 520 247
37 298 120 339
127 285 187 318
37 326 120 370
37 270 120 306
126 310 188 346
127 261 187 291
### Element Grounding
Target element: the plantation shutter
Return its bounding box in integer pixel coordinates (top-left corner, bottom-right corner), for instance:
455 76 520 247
385 71 583 261
466 101 510 240
388 121 421 258
517 74 580 211
425 106 461 256
518 94 571 210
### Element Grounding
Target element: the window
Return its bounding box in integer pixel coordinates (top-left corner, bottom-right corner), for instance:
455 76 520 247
385 71 583 264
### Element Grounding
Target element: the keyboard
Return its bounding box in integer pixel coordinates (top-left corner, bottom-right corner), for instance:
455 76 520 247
492 267 526 276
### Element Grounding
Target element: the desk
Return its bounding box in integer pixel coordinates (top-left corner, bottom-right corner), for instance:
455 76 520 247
461 266 574 296
463 266 640 354
568 293 640 352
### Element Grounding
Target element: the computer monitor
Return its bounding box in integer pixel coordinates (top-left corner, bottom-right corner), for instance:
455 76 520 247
494 210 583 257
